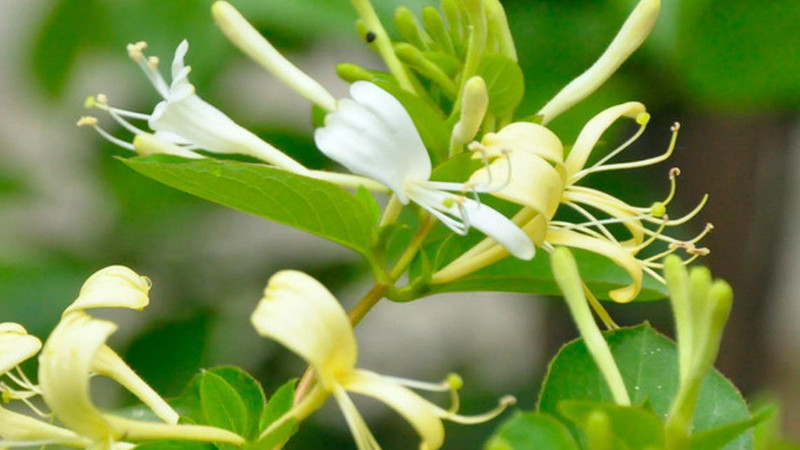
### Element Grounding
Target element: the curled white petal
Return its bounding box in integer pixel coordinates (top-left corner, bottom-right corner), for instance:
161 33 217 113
0 323 41 376
64 265 151 316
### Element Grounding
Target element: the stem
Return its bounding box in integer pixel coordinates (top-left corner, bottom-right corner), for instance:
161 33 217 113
349 0 416 93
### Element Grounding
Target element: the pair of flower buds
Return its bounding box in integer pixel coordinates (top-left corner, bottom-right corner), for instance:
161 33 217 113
0 266 511 449
80 0 707 305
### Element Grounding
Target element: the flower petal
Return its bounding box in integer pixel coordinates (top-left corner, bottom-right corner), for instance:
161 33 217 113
546 228 643 302
251 271 357 388
64 265 151 316
170 40 190 84
331 385 382 450
38 313 119 442
480 122 564 163
0 323 41 376
470 150 564 219
314 81 431 202
564 102 646 178
0 405 90 448
340 370 445 450
407 184 535 260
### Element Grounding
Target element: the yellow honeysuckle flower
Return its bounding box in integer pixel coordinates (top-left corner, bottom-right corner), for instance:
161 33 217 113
37 266 244 449
435 103 710 303
251 270 515 450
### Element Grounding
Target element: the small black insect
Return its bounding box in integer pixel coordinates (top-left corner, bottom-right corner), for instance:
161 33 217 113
365 31 376 43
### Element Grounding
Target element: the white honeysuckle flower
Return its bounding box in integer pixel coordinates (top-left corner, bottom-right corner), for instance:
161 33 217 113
538 0 661 124
437 103 710 303
79 40 307 173
251 270 515 450
63 265 151 316
314 81 535 260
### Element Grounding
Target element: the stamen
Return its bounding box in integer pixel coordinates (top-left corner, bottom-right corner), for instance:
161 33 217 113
561 201 620 243
661 167 681 206
126 41 148 61
78 119 135 151
147 56 159 69
583 112 649 174
439 395 516 425
576 120 681 178
643 194 709 227
631 215 668 252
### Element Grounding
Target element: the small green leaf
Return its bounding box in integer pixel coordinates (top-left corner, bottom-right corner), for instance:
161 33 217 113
260 379 297 432
558 401 665 449
205 367 267 441
245 418 298 450
485 411 579 450
539 324 753 449
121 156 378 256
477 54 525 117
200 371 248 436
690 407 775 450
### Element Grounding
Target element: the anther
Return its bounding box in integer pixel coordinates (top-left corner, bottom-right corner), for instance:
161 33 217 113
669 167 681 178
671 122 681 132
126 41 148 61
96 93 108 105
147 56 159 69
76 116 98 126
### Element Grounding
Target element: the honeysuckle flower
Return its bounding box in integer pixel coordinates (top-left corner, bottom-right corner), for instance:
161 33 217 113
436 102 711 303
314 81 535 260
37 266 244 448
79 40 307 172
251 270 515 450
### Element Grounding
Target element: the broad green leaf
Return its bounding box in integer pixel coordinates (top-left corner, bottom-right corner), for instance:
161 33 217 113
558 401 665 450
424 246 668 301
539 324 753 449
121 156 377 256
477 54 525 117
206 367 267 440
260 379 297 432
200 371 248 436
485 411 579 450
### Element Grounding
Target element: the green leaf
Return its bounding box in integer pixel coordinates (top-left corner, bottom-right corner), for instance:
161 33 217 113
690 407 775 450
477 54 525 117
245 418 298 450
260 379 296 432
485 411 579 450
134 442 214 450
426 247 668 301
205 367 267 441
539 324 753 449
558 401 665 449
121 156 377 256
200 371 248 436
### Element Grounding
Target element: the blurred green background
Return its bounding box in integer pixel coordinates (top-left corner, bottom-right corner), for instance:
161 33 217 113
1 0 800 448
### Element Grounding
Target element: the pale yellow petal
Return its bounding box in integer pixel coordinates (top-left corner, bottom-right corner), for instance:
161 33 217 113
38 313 118 442
341 370 445 450
480 122 563 163
0 405 90 447
546 228 643 303
251 271 357 388
0 323 41 376
470 151 564 219
64 265 151 316
564 102 646 178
